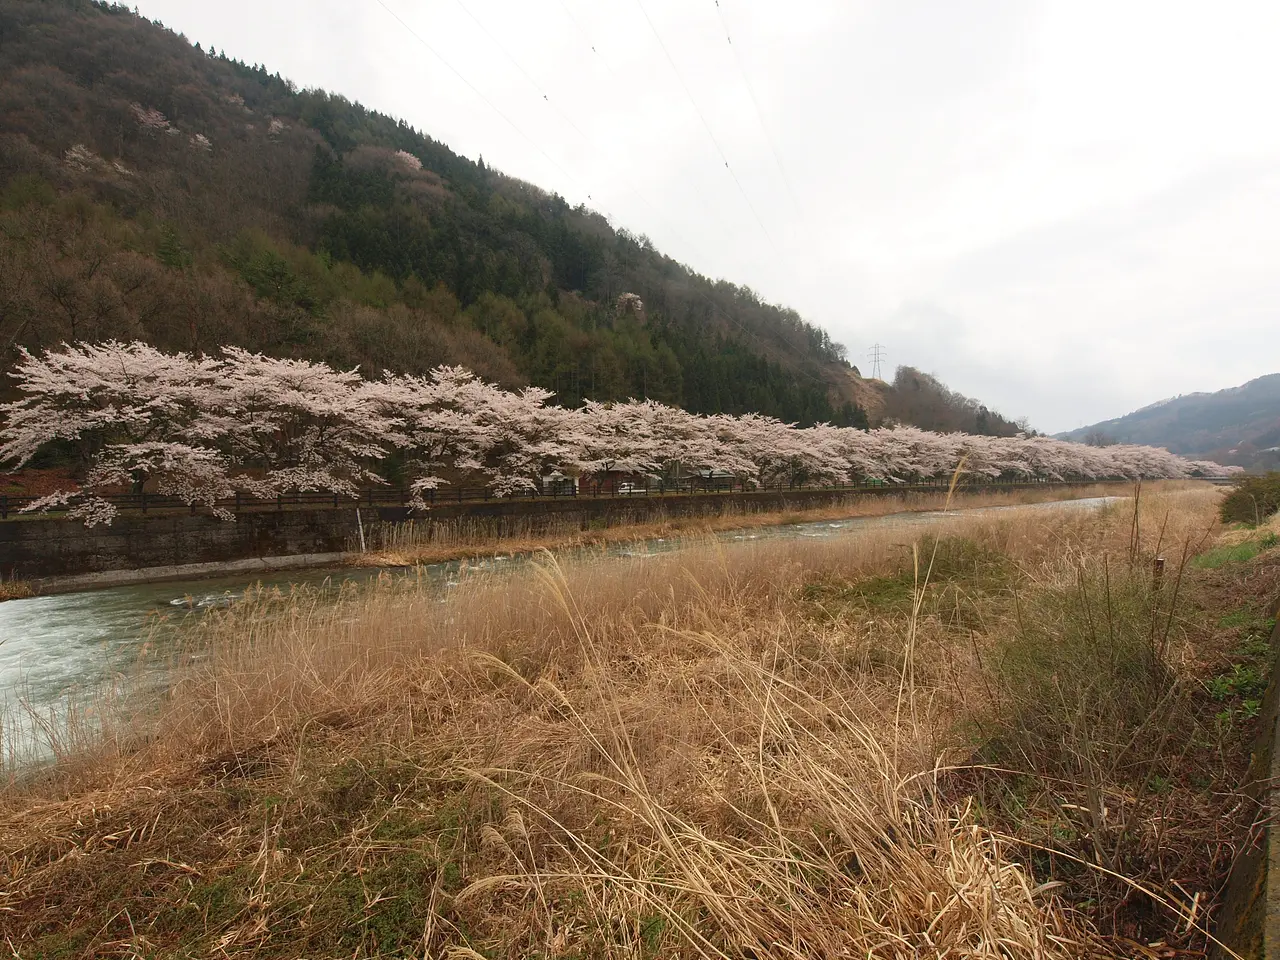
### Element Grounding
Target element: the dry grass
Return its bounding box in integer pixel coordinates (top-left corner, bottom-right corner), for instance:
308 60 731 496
0 578 34 602
1 481 1270 959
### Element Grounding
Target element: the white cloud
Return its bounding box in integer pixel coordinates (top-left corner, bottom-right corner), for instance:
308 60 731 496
137 0 1280 433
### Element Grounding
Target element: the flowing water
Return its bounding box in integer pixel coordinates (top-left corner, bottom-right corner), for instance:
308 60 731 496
0 496 1121 765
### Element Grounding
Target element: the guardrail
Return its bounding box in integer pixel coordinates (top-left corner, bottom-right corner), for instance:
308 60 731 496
0 476 1105 521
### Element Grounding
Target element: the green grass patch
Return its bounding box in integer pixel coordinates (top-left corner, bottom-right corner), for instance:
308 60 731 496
801 535 1015 615
982 561 1181 780
1206 609 1276 728
1193 533 1279 569
1219 608 1253 628
1206 663 1267 702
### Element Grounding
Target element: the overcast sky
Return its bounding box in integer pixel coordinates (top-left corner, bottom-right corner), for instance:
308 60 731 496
135 0 1280 433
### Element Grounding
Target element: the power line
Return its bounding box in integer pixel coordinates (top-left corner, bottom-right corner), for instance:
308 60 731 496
451 0 594 147
379 0 839 393
551 7 836 387
380 0 745 337
552 3 837 384
445 0 638 227
633 0 778 254
711 0 803 216
455 0 731 269
372 0 581 192
550 0 735 262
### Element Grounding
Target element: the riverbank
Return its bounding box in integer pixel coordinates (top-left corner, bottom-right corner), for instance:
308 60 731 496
355 481 1128 568
21 482 1126 598
5 481 1278 956
0 578 33 601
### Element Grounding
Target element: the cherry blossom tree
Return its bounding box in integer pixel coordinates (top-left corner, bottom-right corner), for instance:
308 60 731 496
211 347 396 499
382 366 577 502
707 414 848 489
0 342 228 523
573 400 665 488
0 343 399 523
0 341 1237 526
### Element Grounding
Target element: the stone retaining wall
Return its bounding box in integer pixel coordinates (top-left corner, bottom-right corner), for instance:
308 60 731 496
0 487 908 581
0 482 1098 584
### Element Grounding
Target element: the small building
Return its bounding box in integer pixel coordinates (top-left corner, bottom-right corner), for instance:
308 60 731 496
539 473 578 497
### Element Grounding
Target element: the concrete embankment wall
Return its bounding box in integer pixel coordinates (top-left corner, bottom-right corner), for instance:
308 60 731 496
0 482 1097 586
0 488 870 582
1213 598 1280 959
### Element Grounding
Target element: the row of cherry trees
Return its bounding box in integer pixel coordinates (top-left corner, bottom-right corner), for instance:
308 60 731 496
0 342 1232 525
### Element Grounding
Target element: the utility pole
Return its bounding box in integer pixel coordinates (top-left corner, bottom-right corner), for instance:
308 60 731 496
868 343 887 380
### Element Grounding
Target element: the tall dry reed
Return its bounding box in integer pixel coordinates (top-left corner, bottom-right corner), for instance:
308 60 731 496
0 484 1239 957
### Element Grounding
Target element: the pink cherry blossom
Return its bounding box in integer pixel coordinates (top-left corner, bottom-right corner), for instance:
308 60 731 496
0 341 1236 525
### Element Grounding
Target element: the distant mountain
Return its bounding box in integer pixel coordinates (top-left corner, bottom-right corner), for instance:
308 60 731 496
1058 374 1280 471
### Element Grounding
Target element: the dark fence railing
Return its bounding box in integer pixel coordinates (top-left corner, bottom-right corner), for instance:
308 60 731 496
0 476 1131 522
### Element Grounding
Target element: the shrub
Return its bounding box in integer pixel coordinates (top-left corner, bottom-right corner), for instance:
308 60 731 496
987 563 1180 781
1220 472 1280 526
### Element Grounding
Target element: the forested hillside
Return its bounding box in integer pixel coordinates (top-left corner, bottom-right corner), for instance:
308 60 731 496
0 0 878 426
0 0 1029 436
880 367 1024 438
1059 374 1280 471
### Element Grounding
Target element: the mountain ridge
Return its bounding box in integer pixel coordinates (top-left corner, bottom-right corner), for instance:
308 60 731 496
1058 373 1280 471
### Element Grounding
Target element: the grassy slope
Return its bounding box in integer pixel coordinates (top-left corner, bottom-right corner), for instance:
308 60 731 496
4 482 1278 958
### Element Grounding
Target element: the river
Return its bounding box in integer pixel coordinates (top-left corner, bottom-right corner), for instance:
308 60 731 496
0 496 1120 765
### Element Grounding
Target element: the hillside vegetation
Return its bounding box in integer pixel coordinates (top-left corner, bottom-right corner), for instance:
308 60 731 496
0 0 1029 436
0 0 861 425
1060 373 1280 471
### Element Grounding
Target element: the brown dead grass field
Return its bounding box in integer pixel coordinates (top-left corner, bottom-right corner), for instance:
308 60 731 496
2 481 1279 959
